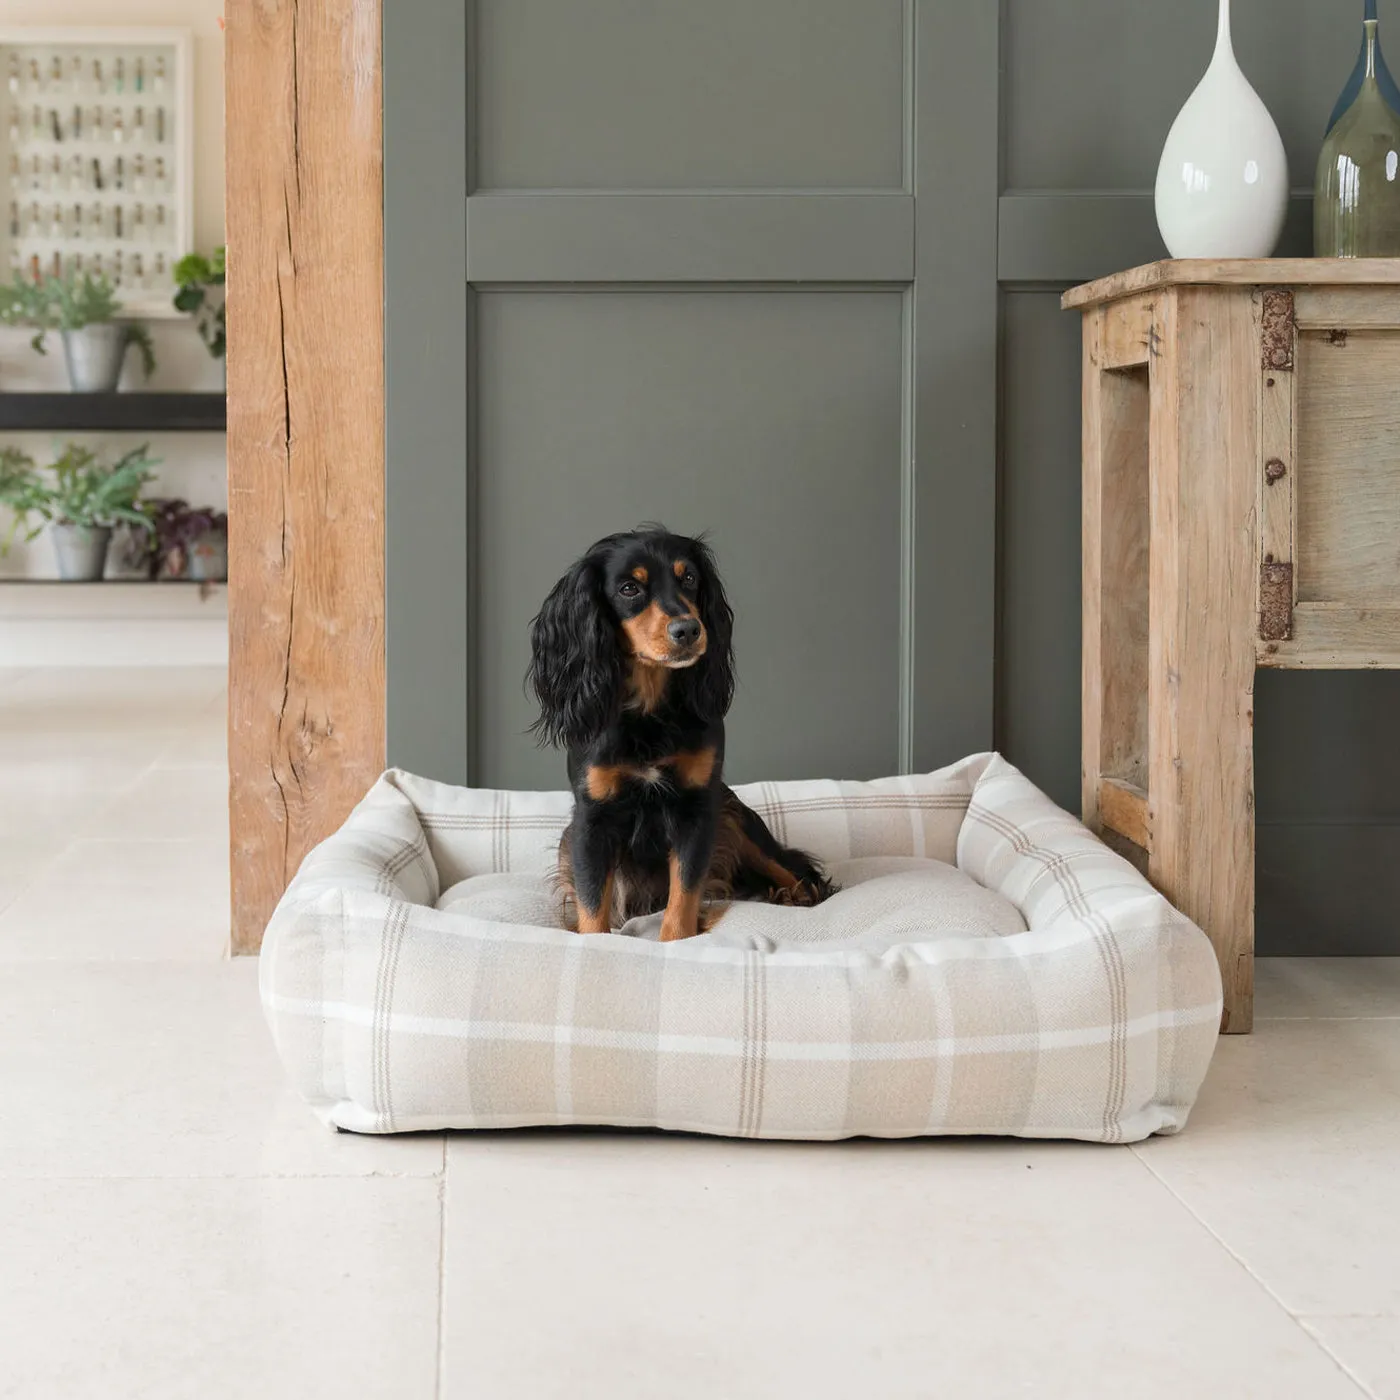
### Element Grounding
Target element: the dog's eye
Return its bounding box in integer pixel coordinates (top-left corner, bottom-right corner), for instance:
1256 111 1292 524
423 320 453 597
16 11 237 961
682 570 697 589
618 580 642 599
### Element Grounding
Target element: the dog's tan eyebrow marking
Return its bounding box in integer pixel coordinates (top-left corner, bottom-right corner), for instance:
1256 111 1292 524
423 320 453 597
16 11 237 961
673 560 687 579
631 566 648 583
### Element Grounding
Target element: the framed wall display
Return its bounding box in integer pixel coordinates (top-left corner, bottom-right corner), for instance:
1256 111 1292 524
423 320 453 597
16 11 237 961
1 27 194 317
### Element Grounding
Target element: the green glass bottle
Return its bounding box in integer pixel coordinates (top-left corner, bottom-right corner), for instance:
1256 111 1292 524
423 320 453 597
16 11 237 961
1315 20 1400 256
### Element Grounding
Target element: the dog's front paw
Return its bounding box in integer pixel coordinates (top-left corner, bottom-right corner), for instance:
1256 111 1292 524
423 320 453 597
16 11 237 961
696 902 730 934
782 879 831 908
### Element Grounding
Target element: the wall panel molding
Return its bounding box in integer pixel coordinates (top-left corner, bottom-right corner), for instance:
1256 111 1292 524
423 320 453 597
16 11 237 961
385 0 469 780
465 193 914 285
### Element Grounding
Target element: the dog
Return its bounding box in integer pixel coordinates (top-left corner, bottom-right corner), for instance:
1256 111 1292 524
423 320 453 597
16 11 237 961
527 526 835 941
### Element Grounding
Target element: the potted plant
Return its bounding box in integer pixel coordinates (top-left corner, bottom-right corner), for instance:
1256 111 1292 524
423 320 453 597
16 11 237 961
172 248 226 374
137 497 229 582
0 269 157 393
0 443 157 580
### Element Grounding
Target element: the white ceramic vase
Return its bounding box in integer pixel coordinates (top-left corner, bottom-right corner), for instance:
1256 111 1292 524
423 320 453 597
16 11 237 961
1154 0 1289 258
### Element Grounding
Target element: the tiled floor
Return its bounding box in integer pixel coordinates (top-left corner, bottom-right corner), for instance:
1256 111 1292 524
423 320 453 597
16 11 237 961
1 665 1398 1399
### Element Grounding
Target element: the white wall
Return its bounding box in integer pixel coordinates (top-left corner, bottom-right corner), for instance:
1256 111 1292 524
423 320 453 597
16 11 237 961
0 0 226 583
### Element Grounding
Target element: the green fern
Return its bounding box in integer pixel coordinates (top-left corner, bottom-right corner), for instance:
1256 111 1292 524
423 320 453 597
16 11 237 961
0 269 157 375
0 443 158 553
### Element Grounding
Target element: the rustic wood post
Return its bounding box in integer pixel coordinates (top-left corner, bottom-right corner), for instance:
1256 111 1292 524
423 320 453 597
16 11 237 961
225 0 386 953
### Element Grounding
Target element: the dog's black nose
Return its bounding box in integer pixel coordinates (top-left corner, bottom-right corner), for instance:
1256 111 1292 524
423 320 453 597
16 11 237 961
667 618 702 647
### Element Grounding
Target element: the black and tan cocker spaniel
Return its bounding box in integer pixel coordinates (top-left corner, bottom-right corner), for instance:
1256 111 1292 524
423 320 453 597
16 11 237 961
528 526 834 941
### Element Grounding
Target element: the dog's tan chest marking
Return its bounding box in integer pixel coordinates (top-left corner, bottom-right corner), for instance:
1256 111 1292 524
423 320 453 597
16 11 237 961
671 747 717 788
624 660 670 714
586 751 716 800
585 765 628 802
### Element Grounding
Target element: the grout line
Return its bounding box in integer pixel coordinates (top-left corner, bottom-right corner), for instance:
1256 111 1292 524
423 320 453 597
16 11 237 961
1257 1015 1400 1023
1298 1313 1400 1321
1296 1319 1386 1400
0 1171 448 1181
1127 1149 1377 1399
435 1162 449 1400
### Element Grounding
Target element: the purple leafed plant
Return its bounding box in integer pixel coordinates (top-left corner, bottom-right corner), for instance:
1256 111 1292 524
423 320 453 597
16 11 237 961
137 497 228 579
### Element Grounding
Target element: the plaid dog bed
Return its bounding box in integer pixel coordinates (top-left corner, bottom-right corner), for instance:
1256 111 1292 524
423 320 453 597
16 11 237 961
259 754 1221 1142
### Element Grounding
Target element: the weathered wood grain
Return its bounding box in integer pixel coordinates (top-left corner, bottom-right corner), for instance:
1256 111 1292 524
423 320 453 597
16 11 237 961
1098 776 1151 853
1098 366 1151 792
1294 286 1400 330
1073 268 1400 1035
1081 316 1152 836
1080 312 1105 834
1296 331 1400 608
1148 287 1258 1033
225 0 386 954
1259 604 1400 669
1258 290 1296 643
1063 258 1400 310
1100 293 1157 369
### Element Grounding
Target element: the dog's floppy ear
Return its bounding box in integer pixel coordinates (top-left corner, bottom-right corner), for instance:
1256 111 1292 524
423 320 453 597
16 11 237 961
527 555 622 749
685 537 735 725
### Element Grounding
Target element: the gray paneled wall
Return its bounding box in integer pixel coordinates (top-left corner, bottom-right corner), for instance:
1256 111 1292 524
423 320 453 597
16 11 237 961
473 0 905 190
473 289 905 789
386 0 1397 952
997 0 1400 954
389 0 998 794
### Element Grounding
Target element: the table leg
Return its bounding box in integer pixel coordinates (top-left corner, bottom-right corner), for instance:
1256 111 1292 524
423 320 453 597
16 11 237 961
1148 287 1257 1033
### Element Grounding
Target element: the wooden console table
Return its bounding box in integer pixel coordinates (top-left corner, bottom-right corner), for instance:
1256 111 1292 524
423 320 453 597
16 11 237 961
1064 260 1400 1034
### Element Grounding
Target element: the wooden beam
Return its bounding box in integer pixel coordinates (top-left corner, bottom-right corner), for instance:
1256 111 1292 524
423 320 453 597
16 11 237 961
1063 257 1400 310
1259 604 1400 669
1148 287 1258 1033
1098 777 1151 853
225 0 386 954
1099 293 1157 370
1257 289 1297 647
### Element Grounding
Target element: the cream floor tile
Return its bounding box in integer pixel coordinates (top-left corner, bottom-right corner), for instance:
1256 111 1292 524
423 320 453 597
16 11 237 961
1302 1317 1400 1400
1257 956 1400 1020
38 835 231 896
0 672 225 764
153 713 229 767
2 664 227 706
0 764 151 834
0 959 444 1178
1136 1019 1400 1316
0 835 64 915
79 765 230 841
0 1176 441 1400
0 882 229 960
0 729 186 775
440 1135 1360 1400
0 688 215 735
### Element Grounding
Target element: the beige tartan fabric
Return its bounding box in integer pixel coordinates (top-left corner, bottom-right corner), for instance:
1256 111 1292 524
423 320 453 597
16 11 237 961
259 754 1222 1143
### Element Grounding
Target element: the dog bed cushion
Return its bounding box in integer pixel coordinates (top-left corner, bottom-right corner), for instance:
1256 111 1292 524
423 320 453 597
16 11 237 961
259 754 1222 1143
435 856 1029 948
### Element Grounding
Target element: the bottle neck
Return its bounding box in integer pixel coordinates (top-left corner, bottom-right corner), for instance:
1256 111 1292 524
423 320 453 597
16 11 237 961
1214 0 1234 62
1365 18 1379 80
1366 0 1378 24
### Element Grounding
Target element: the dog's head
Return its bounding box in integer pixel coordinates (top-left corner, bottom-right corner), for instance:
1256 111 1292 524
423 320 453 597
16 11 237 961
527 526 735 749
